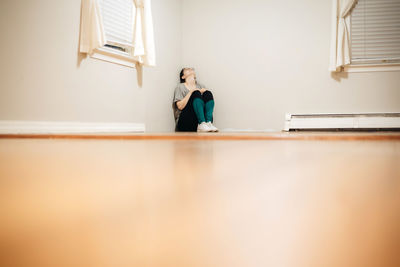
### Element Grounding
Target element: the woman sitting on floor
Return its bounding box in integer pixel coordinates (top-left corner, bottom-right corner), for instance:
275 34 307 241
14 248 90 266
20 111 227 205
172 67 218 132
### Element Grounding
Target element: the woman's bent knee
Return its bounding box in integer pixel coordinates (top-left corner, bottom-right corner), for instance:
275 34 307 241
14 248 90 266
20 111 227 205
202 90 214 102
191 90 202 99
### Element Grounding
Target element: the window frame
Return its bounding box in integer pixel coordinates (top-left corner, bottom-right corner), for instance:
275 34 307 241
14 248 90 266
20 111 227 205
91 46 136 68
346 0 400 73
344 64 400 73
90 0 136 68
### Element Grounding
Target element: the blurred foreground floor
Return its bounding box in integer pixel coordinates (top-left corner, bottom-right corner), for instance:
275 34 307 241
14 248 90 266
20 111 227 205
0 134 400 267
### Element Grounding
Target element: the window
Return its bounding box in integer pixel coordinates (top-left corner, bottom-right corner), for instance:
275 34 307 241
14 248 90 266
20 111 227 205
349 0 400 70
92 0 137 67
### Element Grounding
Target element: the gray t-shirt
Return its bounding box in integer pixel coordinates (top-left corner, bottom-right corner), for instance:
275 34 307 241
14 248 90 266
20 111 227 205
172 82 206 128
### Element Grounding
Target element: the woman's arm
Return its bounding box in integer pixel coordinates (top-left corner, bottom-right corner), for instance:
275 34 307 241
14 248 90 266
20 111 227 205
176 89 198 110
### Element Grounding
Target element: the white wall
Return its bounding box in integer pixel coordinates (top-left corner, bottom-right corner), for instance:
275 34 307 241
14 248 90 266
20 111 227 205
1 0 399 132
181 0 400 131
145 0 182 132
0 0 182 132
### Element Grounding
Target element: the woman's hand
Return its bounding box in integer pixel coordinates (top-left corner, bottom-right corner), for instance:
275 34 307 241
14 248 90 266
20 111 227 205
199 88 207 94
189 88 199 94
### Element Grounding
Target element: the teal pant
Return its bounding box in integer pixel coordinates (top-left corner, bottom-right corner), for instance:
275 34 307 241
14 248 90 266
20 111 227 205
193 98 214 124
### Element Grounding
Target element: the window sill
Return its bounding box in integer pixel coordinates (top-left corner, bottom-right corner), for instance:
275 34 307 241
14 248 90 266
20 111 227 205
343 64 400 73
90 47 136 68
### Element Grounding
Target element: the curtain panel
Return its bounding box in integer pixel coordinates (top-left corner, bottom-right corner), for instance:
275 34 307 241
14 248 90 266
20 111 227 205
132 0 156 67
329 0 358 72
79 0 106 55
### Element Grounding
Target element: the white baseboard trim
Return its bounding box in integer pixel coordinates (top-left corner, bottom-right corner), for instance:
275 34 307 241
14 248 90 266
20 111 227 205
0 121 145 134
284 113 400 131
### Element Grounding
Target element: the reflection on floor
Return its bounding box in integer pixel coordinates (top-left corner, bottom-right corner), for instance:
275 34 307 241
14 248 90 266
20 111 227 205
1 133 399 267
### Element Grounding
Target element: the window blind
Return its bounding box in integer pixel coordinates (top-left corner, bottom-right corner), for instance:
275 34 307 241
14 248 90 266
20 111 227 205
351 0 400 64
99 0 135 48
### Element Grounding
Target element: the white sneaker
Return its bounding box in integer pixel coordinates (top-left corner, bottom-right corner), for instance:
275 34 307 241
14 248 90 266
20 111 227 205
197 122 212 132
206 122 218 132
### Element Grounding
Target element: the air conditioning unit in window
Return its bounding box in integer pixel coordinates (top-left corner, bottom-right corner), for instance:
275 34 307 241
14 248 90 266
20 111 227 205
284 113 400 131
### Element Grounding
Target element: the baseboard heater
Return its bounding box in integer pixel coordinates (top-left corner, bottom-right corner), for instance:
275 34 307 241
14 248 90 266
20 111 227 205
284 113 400 131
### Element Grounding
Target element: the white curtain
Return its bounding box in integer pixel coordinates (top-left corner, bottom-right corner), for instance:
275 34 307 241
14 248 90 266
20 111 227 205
329 0 358 72
131 0 156 86
132 0 156 67
79 0 106 55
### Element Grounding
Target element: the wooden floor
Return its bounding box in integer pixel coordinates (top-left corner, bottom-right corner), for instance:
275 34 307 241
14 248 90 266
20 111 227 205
2 131 400 140
0 132 399 267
